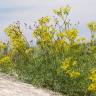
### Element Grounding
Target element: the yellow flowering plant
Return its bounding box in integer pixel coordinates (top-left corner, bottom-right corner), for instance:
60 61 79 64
65 28 78 45
4 22 29 56
0 56 13 73
0 5 96 96
33 16 56 49
87 21 96 45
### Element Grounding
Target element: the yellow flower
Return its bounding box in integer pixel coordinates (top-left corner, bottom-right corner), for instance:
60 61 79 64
38 16 50 25
68 71 80 78
88 83 96 92
87 21 96 32
90 76 96 83
61 57 72 70
53 5 71 16
61 57 78 71
61 62 70 70
57 32 65 38
61 5 71 15
88 69 96 93
53 39 66 53
0 56 11 64
53 8 62 16
89 69 96 83
65 28 78 41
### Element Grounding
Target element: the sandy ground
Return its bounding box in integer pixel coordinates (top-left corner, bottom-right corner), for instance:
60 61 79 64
0 73 62 96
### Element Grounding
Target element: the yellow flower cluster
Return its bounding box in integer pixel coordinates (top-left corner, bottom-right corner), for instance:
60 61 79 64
5 24 28 53
33 17 56 48
56 28 78 45
57 32 65 38
0 56 11 64
61 57 77 70
61 57 80 78
88 83 96 92
61 5 71 15
65 28 78 42
87 21 96 32
61 57 72 70
53 5 71 16
67 70 80 78
38 16 49 25
53 39 66 53
88 69 96 92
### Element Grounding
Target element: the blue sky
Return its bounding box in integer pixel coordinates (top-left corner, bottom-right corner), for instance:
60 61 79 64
0 0 96 42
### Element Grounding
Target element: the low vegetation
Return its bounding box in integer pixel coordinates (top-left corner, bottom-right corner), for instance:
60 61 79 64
0 5 96 96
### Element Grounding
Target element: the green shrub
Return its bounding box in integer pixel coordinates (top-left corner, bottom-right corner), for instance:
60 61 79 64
1 5 96 96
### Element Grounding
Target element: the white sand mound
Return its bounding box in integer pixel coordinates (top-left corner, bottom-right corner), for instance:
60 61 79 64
0 73 62 96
